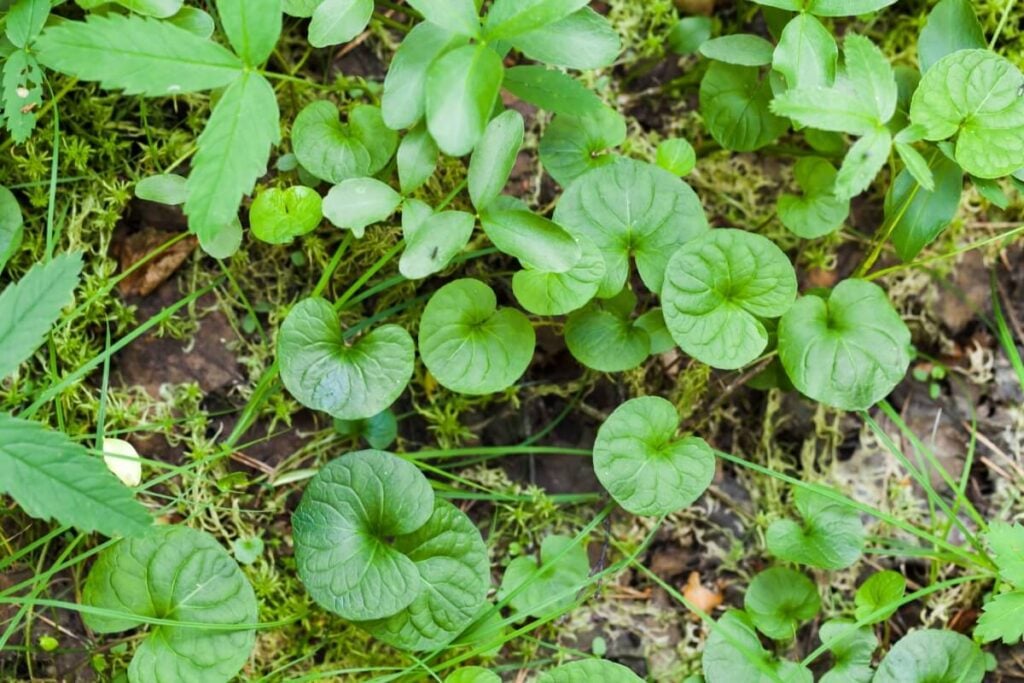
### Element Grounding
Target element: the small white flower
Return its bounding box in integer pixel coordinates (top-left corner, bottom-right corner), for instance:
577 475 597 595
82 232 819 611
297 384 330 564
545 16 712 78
102 438 143 488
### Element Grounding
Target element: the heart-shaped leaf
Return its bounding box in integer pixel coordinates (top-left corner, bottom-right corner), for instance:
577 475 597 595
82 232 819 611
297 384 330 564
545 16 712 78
778 279 911 410
334 409 398 450
819 621 877 683
82 525 258 683
322 178 402 238
512 234 605 316
565 289 650 372
702 610 814 683
419 279 535 395
662 229 797 370
468 109 524 210
766 488 865 569
479 208 581 272
497 534 589 618
249 186 323 244
539 107 626 187
873 630 986 683
744 567 820 640
292 101 397 183
400 208 475 280
382 22 468 131
854 570 906 623
425 44 504 156
777 157 850 239
699 62 787 152
593 396 715 516
277 297 414 420
538 660 644 683
554 158 708 297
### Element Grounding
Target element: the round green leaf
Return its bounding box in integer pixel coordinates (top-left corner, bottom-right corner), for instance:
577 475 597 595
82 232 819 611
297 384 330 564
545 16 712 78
744 567 820 640
819 620 877 683
777 157 850 239
554 158 708 297
322 178 402 238
135 173 188 205
668 16 712 55
382 21 468 131
479 208 581 272
400 209 475 280
278 297 414 420
0 185 24 273
82 525 257 683
468 109 524 210
293 450 435 621
419 279 535 395
766 488 865 569
397 125 439 195
702 610 814 683
854 570 906 624
309 0 372 48
249 186 323 245
700 62 787 152
873 630 986 683
700 34 775 66
425 44 504 157
778 279 911 410
656 137 697 176
539 107 626 187
909 50 1024 178
358 500 489 651
538 660 644 683
446 668 501 683
497 534 589 618
662 229 796 370
292 101 397 183
512 235 605 316
565 294 650 372
593 396 715 516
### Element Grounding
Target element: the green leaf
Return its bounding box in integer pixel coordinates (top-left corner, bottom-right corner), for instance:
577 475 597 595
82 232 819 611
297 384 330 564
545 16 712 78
0 413 152 538
593 396 715 516
843 34 897 124
250 186 323 245
854 570 906 623
483 0 589 40
405 0 480 38
976 591 1024 644
700 62 787 152
292 449 434 620
425 44 504 156
136 174 188 205
918 0 985 73
909 50 1024 178
539 107 626 186
778 279 912 411
819 620 877 683
744 567 820 640
309 0 373 48
565 291 650 372
777 157 850 238
382 22 468 131
469 110 524 209
77 0 184 17
83 525 256 683
0 185 24 273
446 667 501 683
217 0 280 65
323 178 402 238
663 229 796 370
497 534 589 617
419 279 535 395
282 0 319 15
873 630 986 683
334 409 398 450
198 218 243 259
834 126 892 199
358 500 489 651
656 138 696 176
702 610 814 683
292 101 397 183
766 488 865 569
502 66 605 117
554 158 708 297
167 6 215 37
36 14 243 96
538 660 644 683
397 125 439 195
0 252 83 379
773 14 837 89
668 16 712 55
480 208 581 272
972 176 1009 209
700 34 775 67
894 141 935 192
507 8 620 70
399 209 475 280
278 298 414 420
758 0 896 15
772 86 879 135
986 522 1024 586
2 49 43 143
636 308 675 354
512 235 605 316
6 0 50 48
887 153 963 261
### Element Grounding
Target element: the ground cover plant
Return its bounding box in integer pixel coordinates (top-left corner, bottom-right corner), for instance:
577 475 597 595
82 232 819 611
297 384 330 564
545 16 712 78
2 0 1024 680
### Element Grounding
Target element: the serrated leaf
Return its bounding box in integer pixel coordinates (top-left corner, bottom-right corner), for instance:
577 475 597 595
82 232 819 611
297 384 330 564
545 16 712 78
773 14 837 89
293 102 397 184
976 591 1024 644
918 0 985 73
322 178 402 238
217 0 281 65
843 35 897 124
425 44 504 156
539 107 626 187
483 0 589 40
2 49 43 143
986 522 1024 586
6 0 50 48
502 66 605 117
382 22 468 131
405 0 480 38
565 290 650 372
771 86 880 135
512 235 605 316
854 570 906 623
873 630 986 683
888 153 963 261
400 209 475 280
469 110 524 209
497 534 589 617
777 157 849 239
508 8 620 70
819 620 877 683
700 62 787 152
538 660 644 683
700 34 774 66
744 567 820 640
309 0 373 48
894 141 935 192
766 488 865 569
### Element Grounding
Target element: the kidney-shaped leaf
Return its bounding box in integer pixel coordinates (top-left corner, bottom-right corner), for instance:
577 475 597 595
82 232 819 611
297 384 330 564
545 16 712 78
278 297 414 420
292 101 397 184
873 629 986 683
819 620 877 683
777 157 850 239
702 610 814 683
538 660 644 683
766 488 865 569
322 178 402 238
744 567 820 641
83 525 257 683
539 107 626 187
593 396 715 516
249 186 322 245
565 289 650 372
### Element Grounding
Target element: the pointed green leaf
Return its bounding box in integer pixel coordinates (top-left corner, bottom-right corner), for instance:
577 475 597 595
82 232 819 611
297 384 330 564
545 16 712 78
918 0 985 73
976 591 1024 644
777 157 849 239
771 86 880 135
502 66 605 117
508 8 620 70
135 174 188 205
766 488 865 569
217 0 281 65
425 44 504 156
480 208 581 272
894 141 935 192
382 22 468 131
469 110 524 209
497 534 589 617
834 126 892 199
987 522 1024 586
322 178 402 238
888 153 962 261
309 0 373 48
773 14 837 89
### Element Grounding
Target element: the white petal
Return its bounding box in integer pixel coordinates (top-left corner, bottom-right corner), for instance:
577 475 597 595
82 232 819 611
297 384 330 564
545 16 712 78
102 438 143 488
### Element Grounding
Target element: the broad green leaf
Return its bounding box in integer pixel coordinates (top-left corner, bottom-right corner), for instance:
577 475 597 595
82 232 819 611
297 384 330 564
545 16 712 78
656 138 696 176
480 208 581 272
76 0 183 17
773 14 837 89
565 290 650 372
668 16 712 55
278 298 414 420
397 125 439 195
873 630 986 683
771 86 879 135
909 50 1024 178
508 8 620 70
6 0 49 48
405 0 480 38
777 157 849 238
185 73 280 247
250 186 323 245
744 567 820 640
854 570 906 623
538 660 644 683
700 62 787 152
168 6 215 37
0 413 152 538
334 409 398 450
636 308 674 354
425 44 504 156
554 158 708 297
700 34 775 66
593 396 715 515
382 21 468 130
918 0 985 73
83 525 256 683
469 110 524 209
972 176 1008 209
766 488 865 569
819 620 877 683
778 279 912 410
419 279 535 395
502 66 605 117
358 500 489 651
446 667 501 683
987 522 1024 585
35 14 243 95
483 0 589 40
217 0 281 65
976 591 1024 644
309 0 373 48
834 126 892 199
323 178 402 238
292 102 397 183
497 534 589 617
0 185 24 272
749 0 896 13
702 610 814 683
292 450 434 620
0 252 83 379
512 234 605 316
136 173 188 205
539 107 626 186
843 35 897 123
887 153 963 261
663 229 796 370
198 218 243 259
2 49 43 142
399 209 475 280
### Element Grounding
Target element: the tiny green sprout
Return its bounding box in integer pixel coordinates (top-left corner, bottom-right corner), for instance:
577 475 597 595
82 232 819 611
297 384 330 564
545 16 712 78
38 635 59 652
232 536 264 565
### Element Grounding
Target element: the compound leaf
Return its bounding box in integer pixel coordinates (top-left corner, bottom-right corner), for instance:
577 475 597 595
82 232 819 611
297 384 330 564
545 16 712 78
843 35 897 124
976 591 1024 644
539 107 626 187
744 567 820 640
2 49 44 143
507 8 620 70
292 101 397 184
497 534 589 618
538 660 644 683
700 62 787 152
469 110 524 210
249 186 323 245
766 488 865 569
873 630 986 683
425 44 504 157
834 125 892 199
217 0 281 65
987 522 1024 586
777 157 849 238
6 0 50 48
